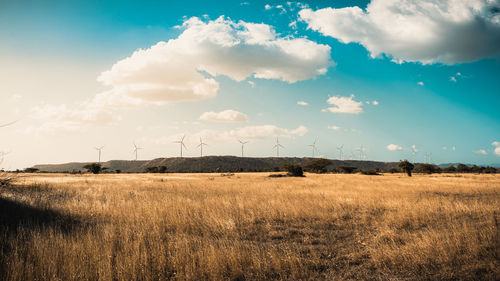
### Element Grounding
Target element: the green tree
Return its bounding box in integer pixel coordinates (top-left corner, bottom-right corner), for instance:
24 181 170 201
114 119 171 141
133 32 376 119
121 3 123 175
398 160 414 177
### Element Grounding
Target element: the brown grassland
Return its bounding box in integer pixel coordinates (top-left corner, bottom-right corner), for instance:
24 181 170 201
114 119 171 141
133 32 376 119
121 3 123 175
0 173 499 280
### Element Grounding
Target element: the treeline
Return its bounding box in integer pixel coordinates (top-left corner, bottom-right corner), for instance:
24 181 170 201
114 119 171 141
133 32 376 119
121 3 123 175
13 159 498 175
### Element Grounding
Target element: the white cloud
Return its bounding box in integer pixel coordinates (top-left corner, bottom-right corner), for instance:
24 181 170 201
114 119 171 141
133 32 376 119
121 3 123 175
387 144 403 151
411 144 418 152
372 100 379 105
98 17 332 106
299 0 500 64
265 4 272 10
247 80 255 87
452 145 456 151
450 76 457 82
325 94 363 114
328 125 341 131
442 146 447 150
474 149 487 155
417 81 424 86
199 109 249 122
297 101 309 106
25 103 117 135
492 141 500 156
145 124 308 145
28 16 332 134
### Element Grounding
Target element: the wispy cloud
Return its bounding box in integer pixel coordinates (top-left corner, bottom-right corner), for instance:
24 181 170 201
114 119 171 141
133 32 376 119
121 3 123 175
199 110 249 122
297 101 308 106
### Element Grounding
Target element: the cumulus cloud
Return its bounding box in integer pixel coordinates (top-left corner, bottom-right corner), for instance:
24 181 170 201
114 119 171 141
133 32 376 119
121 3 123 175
417 81 424 86
372 100 379 105
492 141 500 156
299 0 500 64
98 16 332 105
325 94 363 114
387 144 403 151
474 149 487 155
199 109 249 122
297 101 309 106
28 16 332 134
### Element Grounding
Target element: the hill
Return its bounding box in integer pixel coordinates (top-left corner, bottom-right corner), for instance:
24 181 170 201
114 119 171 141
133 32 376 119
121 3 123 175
32 156 400 173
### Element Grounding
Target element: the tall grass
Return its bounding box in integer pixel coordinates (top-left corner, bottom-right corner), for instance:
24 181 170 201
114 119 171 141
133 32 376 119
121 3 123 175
0 173 498 280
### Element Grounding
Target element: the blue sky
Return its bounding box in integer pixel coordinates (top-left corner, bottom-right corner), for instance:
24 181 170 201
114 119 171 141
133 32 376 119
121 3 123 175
0 0 499 169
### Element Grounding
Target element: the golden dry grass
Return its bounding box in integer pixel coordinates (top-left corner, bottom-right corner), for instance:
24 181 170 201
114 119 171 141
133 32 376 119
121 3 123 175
0 173 499 280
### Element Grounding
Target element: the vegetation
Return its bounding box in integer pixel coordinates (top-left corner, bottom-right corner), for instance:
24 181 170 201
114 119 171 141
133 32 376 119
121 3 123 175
414 163 441 174
144 166 167 173
337 166 358 174
281 163 304 177
303 158 332 173
83 163 104 174
0 173 498 280
398 160 414 176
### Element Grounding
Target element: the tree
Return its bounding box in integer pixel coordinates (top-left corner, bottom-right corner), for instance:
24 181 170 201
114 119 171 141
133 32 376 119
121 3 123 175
414 163 441 174
24 168 39 173
303 158 332 173
398 160 414 177
443 165 456 173
83 163 103 174
281 163 304 177
456 164 471 173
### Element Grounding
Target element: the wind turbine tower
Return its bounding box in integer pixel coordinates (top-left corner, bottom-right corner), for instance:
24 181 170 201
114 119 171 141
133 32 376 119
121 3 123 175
273 137 284 157
94 146 104 163
197 138 207 157
308 139 318 158
238 139 249 157
356 145 365 160
174 135 187 158
337 144 344 160
133 143 143 161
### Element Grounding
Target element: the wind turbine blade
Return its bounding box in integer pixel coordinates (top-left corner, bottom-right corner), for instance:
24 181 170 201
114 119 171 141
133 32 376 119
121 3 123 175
182 143 187 149
0 120 18 128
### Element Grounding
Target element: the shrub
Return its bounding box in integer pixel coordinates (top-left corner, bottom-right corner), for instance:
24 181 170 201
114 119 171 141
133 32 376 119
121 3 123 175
361 170 381 175
414 163 441 174
456 164 471 173
303 158 332 173
337 166 357 174
443 165 456 173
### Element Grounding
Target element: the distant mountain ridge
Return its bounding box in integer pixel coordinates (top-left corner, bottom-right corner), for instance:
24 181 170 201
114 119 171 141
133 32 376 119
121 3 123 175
33 156 401 173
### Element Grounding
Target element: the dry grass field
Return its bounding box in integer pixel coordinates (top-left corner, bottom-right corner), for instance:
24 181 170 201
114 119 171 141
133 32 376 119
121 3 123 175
0 173 499 280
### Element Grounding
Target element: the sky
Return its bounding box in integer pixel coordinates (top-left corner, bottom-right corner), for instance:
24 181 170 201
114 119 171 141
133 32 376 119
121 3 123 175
1 0 499 169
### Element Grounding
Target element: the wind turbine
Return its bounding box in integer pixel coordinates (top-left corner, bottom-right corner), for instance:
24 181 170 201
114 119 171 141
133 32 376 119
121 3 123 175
273 137 284 157
356 145 365 160
174 135 187 157
411 145 418 163
308 139 318 158
238 139 249 157
337 144 344 160
94 146 104 163
197 138 207 157
133 142 143 161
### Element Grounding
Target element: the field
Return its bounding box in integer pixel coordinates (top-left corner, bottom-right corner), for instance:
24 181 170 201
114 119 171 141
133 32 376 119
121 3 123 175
0 173 499 280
